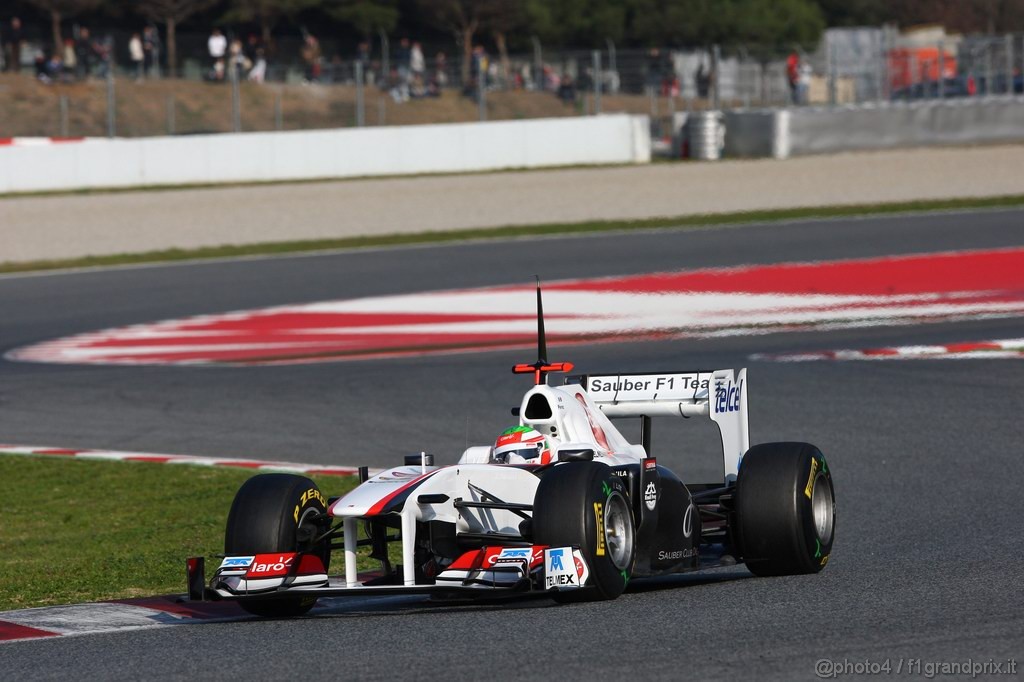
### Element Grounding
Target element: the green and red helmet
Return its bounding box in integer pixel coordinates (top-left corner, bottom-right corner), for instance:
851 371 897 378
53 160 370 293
493 425 552 464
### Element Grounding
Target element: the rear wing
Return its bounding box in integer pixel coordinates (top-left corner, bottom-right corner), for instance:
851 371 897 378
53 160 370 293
567 369 749 482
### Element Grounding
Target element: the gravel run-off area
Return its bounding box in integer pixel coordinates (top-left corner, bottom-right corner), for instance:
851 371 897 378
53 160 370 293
3 144 1023 263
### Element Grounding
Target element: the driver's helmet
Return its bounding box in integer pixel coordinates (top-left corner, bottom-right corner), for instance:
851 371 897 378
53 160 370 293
492 425 552 464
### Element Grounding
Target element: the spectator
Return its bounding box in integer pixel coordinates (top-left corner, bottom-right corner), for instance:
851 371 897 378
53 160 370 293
129 32 144 80
410 40 425 88
467 44 488 97
39 51 63 83
543 64 559 92
244 34 260 64
786 51 800 104
396 37 410 77
356 40 370 83
143 25 160 78
4 16 24 73
645 48 661 94
695 61 710 99
208 28 226 80
798 59 812 105
228 38 249 80
74 27 93 80
557 73 575 103
94 34 112 79
390 37 410 100
62 38 77 80
300 33 321 83
35 51 51 83
246 35 266 83
659 51 677 96
433 50 447 89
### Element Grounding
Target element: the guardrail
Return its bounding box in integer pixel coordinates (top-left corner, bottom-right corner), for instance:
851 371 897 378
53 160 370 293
0 114 650 194
724 97 1024 159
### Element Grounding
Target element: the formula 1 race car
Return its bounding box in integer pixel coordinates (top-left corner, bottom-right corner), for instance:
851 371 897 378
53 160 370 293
186 284 836 616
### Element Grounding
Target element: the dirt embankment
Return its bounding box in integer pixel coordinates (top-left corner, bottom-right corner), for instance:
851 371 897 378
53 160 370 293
0 74 678 138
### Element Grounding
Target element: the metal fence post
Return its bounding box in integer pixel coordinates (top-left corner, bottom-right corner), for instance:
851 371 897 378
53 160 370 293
531 36 542 91
605 38 616 93
828 41 837 105
761 61 770 105
230 60 241 132
937 40 945 99
881 25 894 101
378 95 386 125
910 50 919 96
712 44 721 110
477 66 486 121
741 56 750 108
985 39 994 96
379 30 389 89
167 94 175 135
275 89 283 130
1005 34 1013 94
592 49 602 114
875 31 885 102
355 59 365 127
106 67 116 138
58 95 69 137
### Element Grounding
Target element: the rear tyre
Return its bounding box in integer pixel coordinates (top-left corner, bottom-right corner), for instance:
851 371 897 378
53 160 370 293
224 473 331 617
533 462 635 602
735 442 835 577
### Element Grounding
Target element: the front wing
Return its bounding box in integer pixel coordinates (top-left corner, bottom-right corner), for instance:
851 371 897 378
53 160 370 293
187 545 591 602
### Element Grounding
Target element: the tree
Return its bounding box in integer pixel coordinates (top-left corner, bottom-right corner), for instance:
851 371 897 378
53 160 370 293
733 0 825 52
482 0 527 84
815 0 893 28
629 0 732 47
631 0 822 50
224 0 320 48
25 0 101 53
525 0 627 47
326 0 399 38
135 0 218 78
415 0 489 83
884 0 1024 33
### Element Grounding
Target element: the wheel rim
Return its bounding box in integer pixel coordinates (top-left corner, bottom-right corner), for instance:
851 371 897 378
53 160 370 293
603 491 634 571
296 507 324 552
810 471 834 544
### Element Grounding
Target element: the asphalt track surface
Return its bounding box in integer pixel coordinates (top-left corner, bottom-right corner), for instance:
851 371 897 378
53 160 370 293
2 210 1023 679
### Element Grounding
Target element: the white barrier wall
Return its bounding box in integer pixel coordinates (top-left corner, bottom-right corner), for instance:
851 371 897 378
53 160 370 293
725 98 1024 159
0 114 651 194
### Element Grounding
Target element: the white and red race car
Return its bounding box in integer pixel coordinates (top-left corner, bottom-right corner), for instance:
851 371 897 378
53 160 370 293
187 286 836 616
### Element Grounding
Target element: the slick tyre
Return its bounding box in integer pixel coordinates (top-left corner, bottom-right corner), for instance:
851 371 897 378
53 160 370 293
224 473 331 617
533 462 635 602
735 442 835 577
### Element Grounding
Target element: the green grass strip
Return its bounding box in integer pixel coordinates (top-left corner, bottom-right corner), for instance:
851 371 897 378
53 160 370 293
0 456 358 611
3 194 1024 276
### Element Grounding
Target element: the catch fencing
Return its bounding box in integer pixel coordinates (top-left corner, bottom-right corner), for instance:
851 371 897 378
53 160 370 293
2 29 1020 140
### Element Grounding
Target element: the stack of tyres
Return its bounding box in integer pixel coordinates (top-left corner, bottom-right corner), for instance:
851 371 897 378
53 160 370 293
687 110 725 160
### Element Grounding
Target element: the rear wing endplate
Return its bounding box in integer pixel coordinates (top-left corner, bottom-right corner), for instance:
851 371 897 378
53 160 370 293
568 369 749 482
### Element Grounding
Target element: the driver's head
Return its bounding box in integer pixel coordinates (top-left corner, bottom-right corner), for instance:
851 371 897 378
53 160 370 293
492 425 552 464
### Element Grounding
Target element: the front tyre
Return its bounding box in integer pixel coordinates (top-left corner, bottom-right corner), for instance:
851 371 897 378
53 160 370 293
533 462 635 601
735 442 835 576
224 473 331 617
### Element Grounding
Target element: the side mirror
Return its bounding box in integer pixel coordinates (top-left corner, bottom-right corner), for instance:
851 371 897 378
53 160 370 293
557 448 596 462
